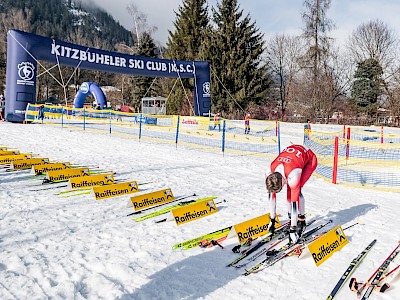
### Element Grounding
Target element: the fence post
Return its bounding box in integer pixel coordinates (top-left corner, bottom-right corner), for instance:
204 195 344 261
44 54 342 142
61 106 64 129
109 110 112 135
277 120 281 154
345 127 351 164
222 120 226 156
380 126 384 143
139 113 142 141
83 107 86 131
332 137 339 184
303 122 310 143
175 115 180 149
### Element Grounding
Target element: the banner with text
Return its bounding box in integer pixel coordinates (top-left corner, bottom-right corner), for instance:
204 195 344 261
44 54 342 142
92 181 139 200
11 158 50 170
307 225 349 267
0 150 20 156
45 167 90 182
231 213 278 243
172 199 218 226
31 162 71 175
68 173 114 189
130 188 174 211
0 154 32 164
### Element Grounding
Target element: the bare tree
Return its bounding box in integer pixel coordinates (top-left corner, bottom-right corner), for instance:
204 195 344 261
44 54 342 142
127 3 157 49
348 20 398 70
312 46 353 122
348 19 400 120
265 34 303 120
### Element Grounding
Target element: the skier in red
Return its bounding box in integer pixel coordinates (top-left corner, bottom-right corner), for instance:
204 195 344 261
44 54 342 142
265 144 318 243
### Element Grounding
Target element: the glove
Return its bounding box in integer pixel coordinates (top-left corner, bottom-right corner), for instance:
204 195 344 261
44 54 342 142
232 245 241 253
268 218 276 234
289 227 299 244
297 214 306 236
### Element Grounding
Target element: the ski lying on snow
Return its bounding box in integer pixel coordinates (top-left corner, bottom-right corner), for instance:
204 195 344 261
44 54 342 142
326 239 377 300
126 193 196 216
356 241 400 300
172 226 233 251
230 219 316 269
133 196 217 222
243 219 333 276
226 221 290 267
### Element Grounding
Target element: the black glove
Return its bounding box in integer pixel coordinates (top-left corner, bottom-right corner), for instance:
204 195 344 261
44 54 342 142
297 214 306 236
232 245 241 253
268 218 276 234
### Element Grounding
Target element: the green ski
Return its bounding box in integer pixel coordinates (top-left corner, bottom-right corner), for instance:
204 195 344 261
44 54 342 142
173 226 232 250
133 196 217 222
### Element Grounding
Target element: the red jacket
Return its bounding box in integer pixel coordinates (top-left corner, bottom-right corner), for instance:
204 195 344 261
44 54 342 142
268 145 317 202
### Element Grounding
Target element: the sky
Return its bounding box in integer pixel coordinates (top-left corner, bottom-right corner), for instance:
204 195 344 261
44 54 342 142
1 120 400 299
85 0 400 47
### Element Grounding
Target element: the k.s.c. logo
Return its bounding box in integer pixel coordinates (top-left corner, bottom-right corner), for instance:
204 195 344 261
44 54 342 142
202 82 210 97
18 62 35 80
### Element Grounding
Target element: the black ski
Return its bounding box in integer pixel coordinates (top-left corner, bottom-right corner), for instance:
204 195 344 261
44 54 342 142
326 239 376 300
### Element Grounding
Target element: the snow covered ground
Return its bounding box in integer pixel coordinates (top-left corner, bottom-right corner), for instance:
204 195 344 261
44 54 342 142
1 122 400 300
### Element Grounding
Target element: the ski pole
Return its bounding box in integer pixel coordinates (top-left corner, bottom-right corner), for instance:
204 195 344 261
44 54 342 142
354 242 400 298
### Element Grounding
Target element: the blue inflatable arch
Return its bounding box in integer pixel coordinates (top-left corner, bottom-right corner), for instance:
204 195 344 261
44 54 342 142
74 82 106 109
5 30 211 122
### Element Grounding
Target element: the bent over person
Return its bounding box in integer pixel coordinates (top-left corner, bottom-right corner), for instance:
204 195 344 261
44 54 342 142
265 144 318 244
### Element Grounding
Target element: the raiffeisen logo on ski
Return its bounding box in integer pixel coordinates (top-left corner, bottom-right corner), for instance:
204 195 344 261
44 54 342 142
0 154 32 164
92 181 139 200
11 158 49 170
307 225 349 267
45 168 90 183
68 173 115 189
172 199 218 226
31 162 71 175
233 213 278 243
130 188 175 211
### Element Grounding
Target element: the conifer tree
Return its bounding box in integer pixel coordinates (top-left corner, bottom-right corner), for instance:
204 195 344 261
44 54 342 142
351 58 383 116
165 0 209 115
131 32 161 111
203 0 269 116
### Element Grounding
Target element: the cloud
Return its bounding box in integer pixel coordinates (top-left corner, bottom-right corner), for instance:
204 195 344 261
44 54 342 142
84 0 400 49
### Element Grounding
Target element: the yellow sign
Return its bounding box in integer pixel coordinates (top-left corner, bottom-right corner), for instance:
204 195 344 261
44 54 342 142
68 173 115 189
307 225 349 267
92 181 139 200
0 154 32 164
172 199 218 226
11 158 50 170
31 162 71 175
233 214 278 243
45 168 90 182
130 188 174 211
0 150 20 156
